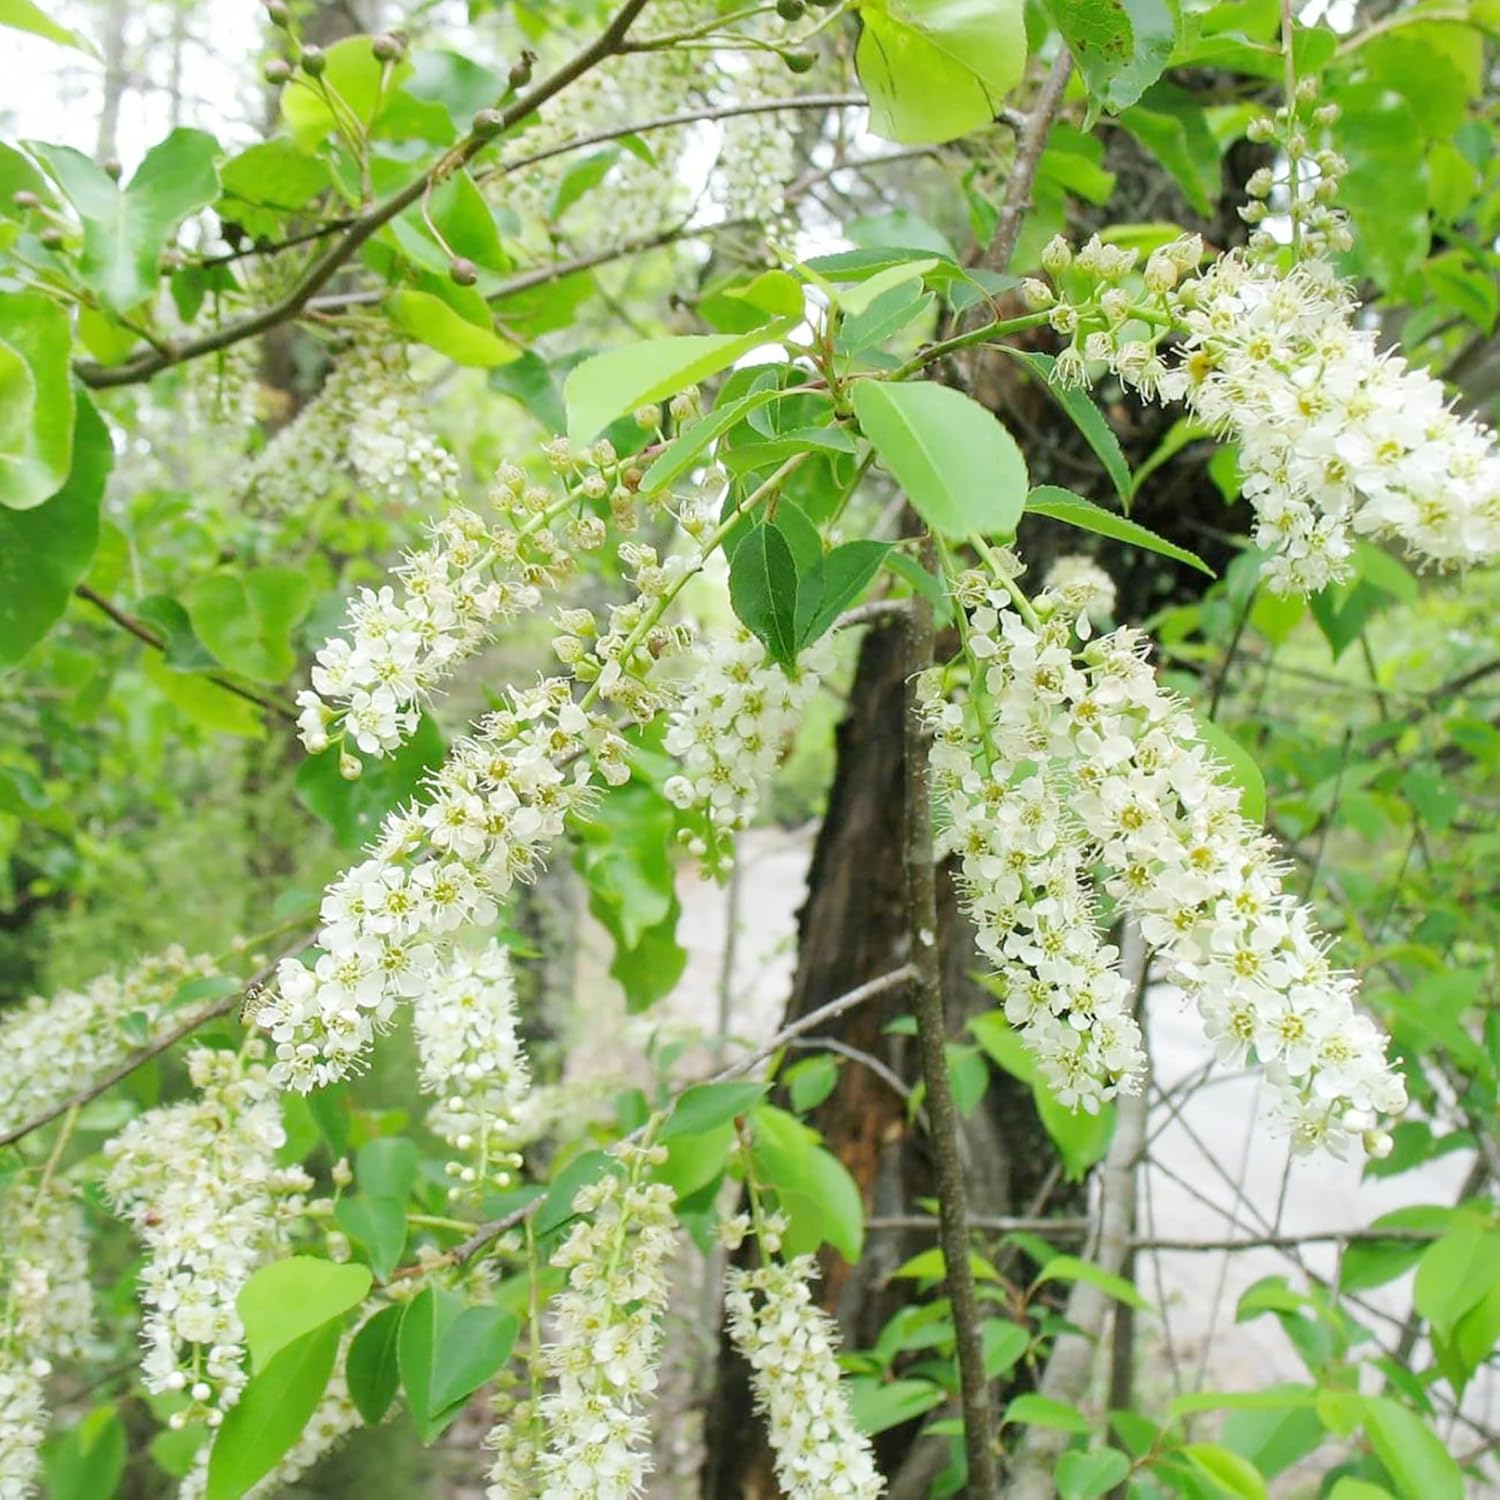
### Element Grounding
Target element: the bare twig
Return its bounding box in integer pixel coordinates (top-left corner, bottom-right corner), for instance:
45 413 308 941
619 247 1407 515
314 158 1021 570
74 584 297 721
396 964 919 1278
0 944 300 1150
72 0 654 390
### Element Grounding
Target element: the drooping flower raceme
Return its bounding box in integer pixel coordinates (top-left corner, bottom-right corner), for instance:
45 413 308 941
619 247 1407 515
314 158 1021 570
103 1043 312 1422
662 628 836 870
241 338 459 514
0 1180 93 1497
411 939 531 1203
1042 235 1500 595
296 442 625 765
0 946 220 1140
483 1142 677 1500
723 1253 884 1498
932 570 1405 1156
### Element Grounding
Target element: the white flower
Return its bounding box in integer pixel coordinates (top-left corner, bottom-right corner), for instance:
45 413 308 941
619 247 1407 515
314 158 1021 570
725 1254 884 1498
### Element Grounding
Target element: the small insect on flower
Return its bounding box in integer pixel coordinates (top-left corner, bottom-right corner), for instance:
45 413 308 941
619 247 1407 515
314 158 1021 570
240 981 268 1024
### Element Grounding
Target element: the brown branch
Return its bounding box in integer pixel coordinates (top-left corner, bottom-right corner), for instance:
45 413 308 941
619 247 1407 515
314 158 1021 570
0 944 300 1150
392 964 918 1279
72 0 654 390
905 534 999 1495
74 583 297 721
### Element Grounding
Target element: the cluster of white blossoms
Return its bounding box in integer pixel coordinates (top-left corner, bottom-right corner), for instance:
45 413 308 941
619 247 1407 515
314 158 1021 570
240 338 458 513
102 1043 313 1420
0 945 219 1138
1034 226 1500 595
485 1143 678 1500
411 940 531 1203
723 1248 883 1499
297 438 623 766
0 1180 93 1497
930 564 1405 1154
662 629 836 870
714 49 800 236
180 340 261 450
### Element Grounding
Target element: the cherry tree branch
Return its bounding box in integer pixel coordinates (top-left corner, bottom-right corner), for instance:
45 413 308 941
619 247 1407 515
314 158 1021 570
74 584 298 721
0 943 301 1150
392 964 918 1278
71 0 654 390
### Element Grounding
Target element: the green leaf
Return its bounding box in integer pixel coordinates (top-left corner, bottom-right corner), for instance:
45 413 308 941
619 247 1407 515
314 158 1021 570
356 1137 421 1201
335 1195 408 1283
729 520 803 667
698 269 806 332
131 594 216 671
0 0 88 49
982 1318 1029 1378
1221 1388 1325 1480
1003 1393 1091 1433
280 36 410 149
536 1150 618 1236
1333 83 1429 291
847 1377 946 1435
1026 486 1212 576
345 1304 402 1426
1361 1399 1464 1500
1036 1253 1150 1311
1181 1442 1268 1499
1043 0 1176 118
564 331 791 442
1328 1483 1395 1500
1036 1082 1116 1180
397 1286 462 1443
640 386 787 496
218 141 329 236
661 1080 769 1139
1119 82 1222 216
183 564 312 683
237 1257 371 1374
43 1404 127 1500
206 1322 338 1500
387 289 519 367
0 290 76 510
796 540 892 648
295 712 446 849
0 394 108 668
143 653 265 738
835 257 940 316
488 350 566 433
786 1055 841 1113
851 379 1027 538
1413 1224 1500 1339
855 0 1028 146
1000 350 1131 505
1057 1448 1131 1498
1194 716 1266 825
425 1305 518 1419
31 129 220 314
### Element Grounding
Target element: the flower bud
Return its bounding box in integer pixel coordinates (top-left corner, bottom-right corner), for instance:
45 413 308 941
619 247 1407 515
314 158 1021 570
263 56 293 84
634 403 659 430
371 32 405 62
339 751 363 781
300 44 325 76
783 48 816 73
1020 277 1055 310
449 256 478 286
1142 253 1177 294
777 0 806 15
1246 166 1274 199
1099 287 1131 326
1246 114 1275 143
508 54 534 89
1312 103 1340 128
472 107 504 139
103 157 123 180
265 0 289 25
12 189 39 210
39 226 64 250
1041 234 1072 276
1048 303 1079 336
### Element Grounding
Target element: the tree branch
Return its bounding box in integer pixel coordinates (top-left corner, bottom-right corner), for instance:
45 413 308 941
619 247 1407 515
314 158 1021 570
0 944 300 1150
391 964 918 1279
71 0 654 390
905 534 1000 1496
75 584 297 721
982 50 1074 275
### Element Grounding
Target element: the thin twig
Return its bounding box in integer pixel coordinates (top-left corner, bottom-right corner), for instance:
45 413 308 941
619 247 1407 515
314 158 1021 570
397 965 919 1277
74 584 297 721
72 0 654 389
0 944 300 1150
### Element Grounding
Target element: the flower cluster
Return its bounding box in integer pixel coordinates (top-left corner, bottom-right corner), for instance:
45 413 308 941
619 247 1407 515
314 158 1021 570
930 568 1405 1154
715 50 800 237
662 629 835 870
486 1142 678 1499
240 338 459 513
723 1250 884 1498
103 1043 312 1421
0 1180 93 1497
297 440 624 764
1035 231 1500 594
411 939 532 1203
181 340 261 451
264 680 605 1089
0 945 220 1139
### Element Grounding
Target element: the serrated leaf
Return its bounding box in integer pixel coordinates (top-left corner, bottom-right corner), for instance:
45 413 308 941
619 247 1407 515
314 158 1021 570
662 1080 769 1139
729 520 802 666
335 1195 408 1283
237 1258 371 1374
1026 486 1212 575
1002 350 1131 504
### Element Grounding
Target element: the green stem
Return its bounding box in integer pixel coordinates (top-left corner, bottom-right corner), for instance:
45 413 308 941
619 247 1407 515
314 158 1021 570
890 309 1053 381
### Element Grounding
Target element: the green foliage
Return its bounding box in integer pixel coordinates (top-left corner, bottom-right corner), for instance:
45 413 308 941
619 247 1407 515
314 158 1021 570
236 1257 372 1373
